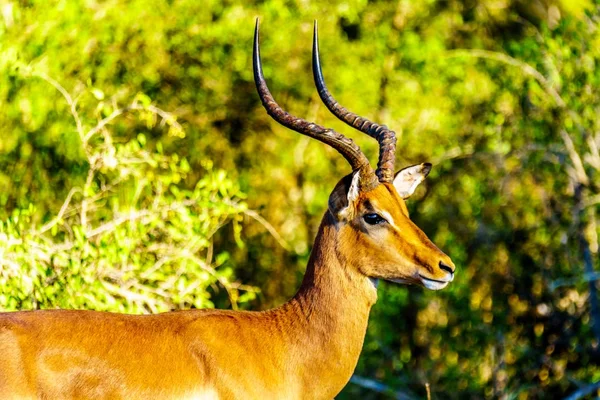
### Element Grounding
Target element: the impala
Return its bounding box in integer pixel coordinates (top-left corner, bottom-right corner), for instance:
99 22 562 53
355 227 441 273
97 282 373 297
0 20 455 399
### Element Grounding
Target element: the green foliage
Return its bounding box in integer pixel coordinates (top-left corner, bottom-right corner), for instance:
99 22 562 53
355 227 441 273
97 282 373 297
1 0 600 399
0 76 255 313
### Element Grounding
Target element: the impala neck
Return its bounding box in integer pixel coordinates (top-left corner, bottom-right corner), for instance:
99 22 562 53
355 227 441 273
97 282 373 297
294 211 378 308
276 211 378 393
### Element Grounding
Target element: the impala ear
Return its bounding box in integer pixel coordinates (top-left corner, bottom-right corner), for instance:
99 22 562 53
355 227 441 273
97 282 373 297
393 163 432 199
328 171 361 219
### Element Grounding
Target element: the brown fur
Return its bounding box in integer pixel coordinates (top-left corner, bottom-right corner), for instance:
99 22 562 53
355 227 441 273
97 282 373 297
0 174 454 399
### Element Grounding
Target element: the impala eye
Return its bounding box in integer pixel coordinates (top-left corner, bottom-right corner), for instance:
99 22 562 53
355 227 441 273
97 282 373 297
363 213 386 225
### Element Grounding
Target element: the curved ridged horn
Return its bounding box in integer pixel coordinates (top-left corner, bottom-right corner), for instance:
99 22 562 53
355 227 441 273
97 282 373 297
312 21 397 183
254 19 378 190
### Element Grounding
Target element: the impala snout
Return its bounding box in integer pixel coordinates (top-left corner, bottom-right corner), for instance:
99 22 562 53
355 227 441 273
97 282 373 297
419 257 455 290
439 261 455 274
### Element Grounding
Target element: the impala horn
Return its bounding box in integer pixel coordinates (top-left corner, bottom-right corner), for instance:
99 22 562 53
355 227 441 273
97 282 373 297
312 21 397 183
253 19 378 190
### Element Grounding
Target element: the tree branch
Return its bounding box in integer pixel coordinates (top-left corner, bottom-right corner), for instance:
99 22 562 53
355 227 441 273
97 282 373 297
574 183 600 346
564 380 600 400
550 271 600 291
350 375 416 400
32 72 86 143
444 49 566 108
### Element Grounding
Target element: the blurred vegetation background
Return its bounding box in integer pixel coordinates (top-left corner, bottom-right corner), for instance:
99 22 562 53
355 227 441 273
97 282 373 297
1 0 600 398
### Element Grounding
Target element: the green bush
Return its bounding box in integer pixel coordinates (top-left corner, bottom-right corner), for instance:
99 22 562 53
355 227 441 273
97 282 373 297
0 74 256 313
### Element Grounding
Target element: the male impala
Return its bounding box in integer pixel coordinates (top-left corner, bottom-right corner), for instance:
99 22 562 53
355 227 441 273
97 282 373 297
0 21 455 399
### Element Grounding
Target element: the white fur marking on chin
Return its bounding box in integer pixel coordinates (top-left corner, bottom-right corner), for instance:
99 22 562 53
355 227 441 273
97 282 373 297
421 278 449 291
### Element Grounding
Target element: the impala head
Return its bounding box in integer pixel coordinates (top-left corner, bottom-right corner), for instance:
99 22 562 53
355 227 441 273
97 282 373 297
254 20 455 290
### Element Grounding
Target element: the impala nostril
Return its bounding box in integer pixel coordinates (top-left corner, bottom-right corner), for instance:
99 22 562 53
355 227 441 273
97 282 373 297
439 261 454 274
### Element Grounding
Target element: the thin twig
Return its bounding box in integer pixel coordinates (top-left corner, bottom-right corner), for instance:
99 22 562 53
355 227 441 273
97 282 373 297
445 49 599 186
550 271 600 291
564 380 600 400
585 194 600 208
85 104 183 142
582 234 600 344
84 199 197 239
101 280 160 313
183 253 240 310
573 182 600 347
444 49 566 108
243 209 291 251
32 72 86 143
34 188 81 236
560 130 590 186
80 168 96 233
350 375 416 400
85 107 130 141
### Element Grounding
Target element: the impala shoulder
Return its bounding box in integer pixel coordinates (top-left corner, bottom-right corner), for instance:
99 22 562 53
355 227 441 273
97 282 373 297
0 312 33 335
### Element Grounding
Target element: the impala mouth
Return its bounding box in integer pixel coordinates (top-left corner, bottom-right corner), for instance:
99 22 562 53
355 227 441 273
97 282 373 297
387 273 454 290
419 274 452 291
388 278 414 285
